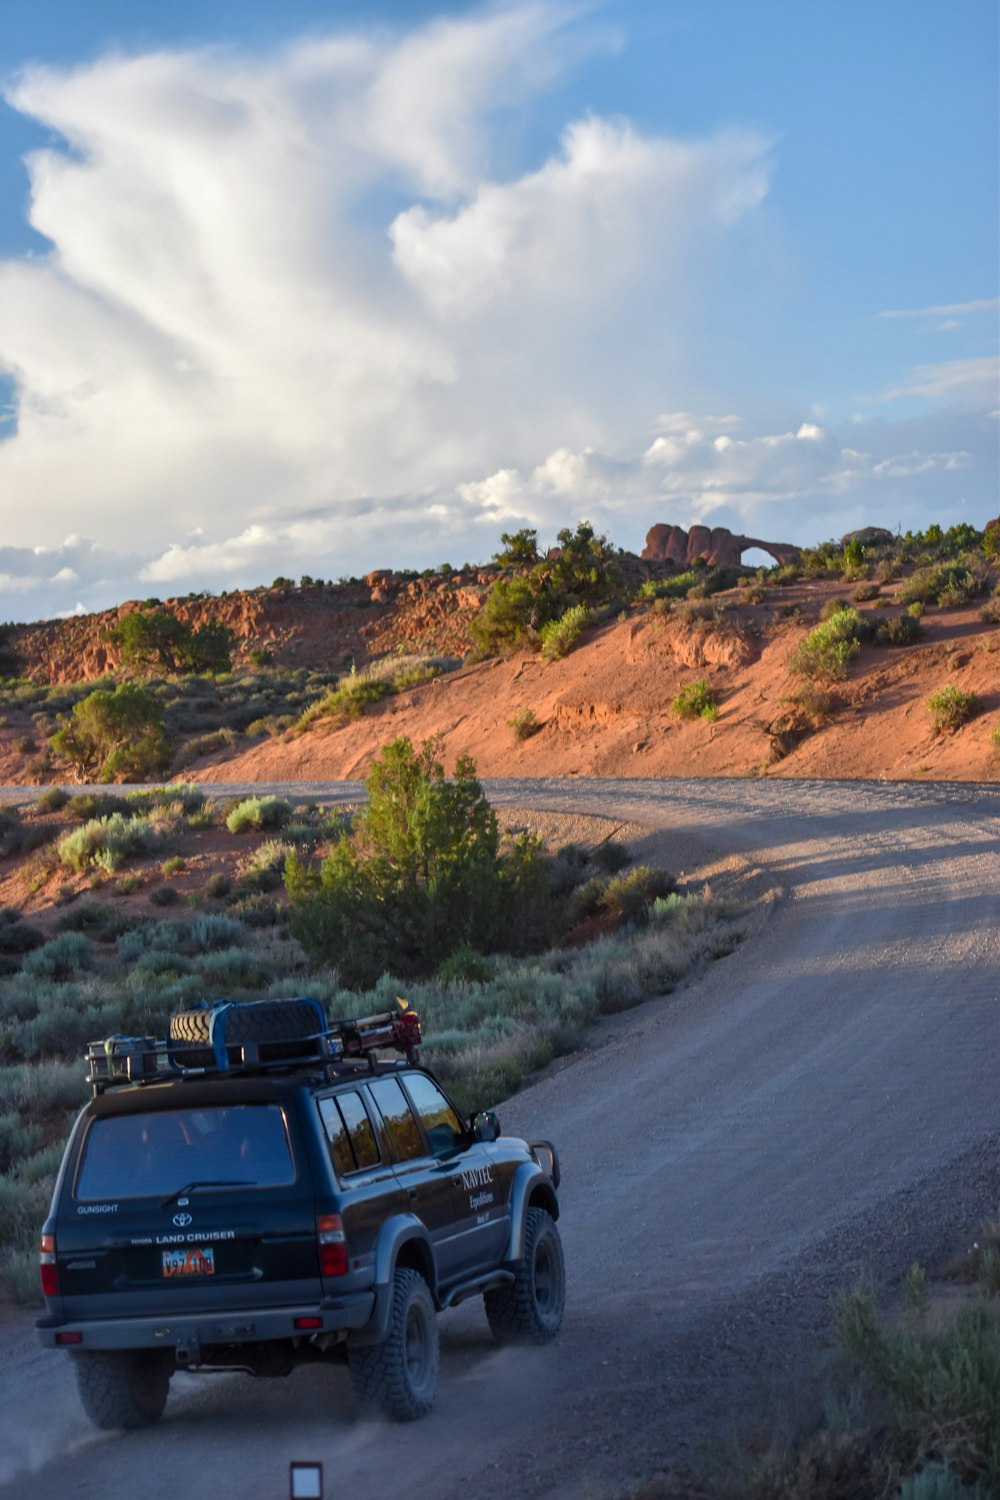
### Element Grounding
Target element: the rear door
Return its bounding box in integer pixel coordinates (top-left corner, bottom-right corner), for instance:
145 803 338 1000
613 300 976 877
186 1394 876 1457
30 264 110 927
365 1075 465 1283
58 1097 320 1318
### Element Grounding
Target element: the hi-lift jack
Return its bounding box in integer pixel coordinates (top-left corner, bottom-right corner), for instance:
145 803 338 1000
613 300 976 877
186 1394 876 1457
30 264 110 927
85 997 422 1096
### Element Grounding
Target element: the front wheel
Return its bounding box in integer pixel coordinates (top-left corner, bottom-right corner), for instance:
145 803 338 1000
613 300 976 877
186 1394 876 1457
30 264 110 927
73 1350 171 1430
485 1206 565 1344
348 1268 439 1421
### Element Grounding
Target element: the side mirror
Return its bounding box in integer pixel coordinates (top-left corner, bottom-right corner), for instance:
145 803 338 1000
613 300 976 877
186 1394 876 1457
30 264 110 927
470 1109 500 1144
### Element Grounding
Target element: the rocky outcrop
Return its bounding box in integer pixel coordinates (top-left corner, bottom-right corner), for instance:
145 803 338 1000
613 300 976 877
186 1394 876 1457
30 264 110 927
641 524 800 569
841 527 894 546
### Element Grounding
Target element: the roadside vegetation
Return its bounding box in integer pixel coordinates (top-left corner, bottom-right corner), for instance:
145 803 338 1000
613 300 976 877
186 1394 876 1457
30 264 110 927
0 738 742 1303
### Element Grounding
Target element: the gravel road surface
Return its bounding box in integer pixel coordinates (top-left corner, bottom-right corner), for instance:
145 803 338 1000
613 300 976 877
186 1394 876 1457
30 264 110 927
2 776 999 1500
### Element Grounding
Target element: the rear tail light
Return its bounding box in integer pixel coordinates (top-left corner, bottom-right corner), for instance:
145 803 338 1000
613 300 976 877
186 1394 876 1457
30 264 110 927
294 1316 323 1331
39 1234 58 1298
56 1332 83 1345
316 1214 348 1277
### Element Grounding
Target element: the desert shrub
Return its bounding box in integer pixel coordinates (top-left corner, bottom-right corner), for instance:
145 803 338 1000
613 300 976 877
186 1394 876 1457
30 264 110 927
205 873 232 899
127 784 206 816
492 528 540 567
227 893 282 926
852 581 880 602
876 612 922 646
161 856 186 877
0 809 59 858
927 685 981 735
172 727 240 768
55 900 133 941
979 597 1000 624
671 679 719 721
838 1286 1000 1491
187 912 246 952
104 607 234 676
21 931 93 980
819 597 852 621
287 737 552 988
246 714 294 738
592 840 630 874
58 813 155 873
0 917 45 959
247 647 274 667
437 943 494 985
899 558 988 608
50 684 171 782
238 839 293 880
789 608 868 681
991 724 1000 756
225 796 292 834
539 604 589 661
149 885 180 906
35 788 70 814
113 873 144 896
13 736 37 755
65 793 128 822
196 947 266 988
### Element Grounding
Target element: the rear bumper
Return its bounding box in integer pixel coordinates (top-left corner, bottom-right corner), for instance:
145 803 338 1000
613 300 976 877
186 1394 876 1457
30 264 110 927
36 1292 376 1354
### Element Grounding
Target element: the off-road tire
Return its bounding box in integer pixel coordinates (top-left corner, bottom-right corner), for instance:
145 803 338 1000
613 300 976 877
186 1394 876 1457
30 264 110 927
348 1268 439 1421
484 1207 565 1344
170 999 320 1046
73 1351 170 1431
170 999 322 1067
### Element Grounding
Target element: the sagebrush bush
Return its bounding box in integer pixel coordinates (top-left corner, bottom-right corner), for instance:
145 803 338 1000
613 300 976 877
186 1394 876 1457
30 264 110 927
225 796 292 834
58 813 155 873
927 684 980 734
21 931 93 980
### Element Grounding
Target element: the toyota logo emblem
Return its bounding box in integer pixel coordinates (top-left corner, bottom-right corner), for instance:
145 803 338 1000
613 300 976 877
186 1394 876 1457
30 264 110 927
173 1212 193 1228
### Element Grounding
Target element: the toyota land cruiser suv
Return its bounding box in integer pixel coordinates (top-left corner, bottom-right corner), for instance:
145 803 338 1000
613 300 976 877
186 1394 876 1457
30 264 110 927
37 997 564 1427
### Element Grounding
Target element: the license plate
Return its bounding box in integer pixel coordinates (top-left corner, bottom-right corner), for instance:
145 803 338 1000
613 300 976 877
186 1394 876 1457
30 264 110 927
162 1247 215 1278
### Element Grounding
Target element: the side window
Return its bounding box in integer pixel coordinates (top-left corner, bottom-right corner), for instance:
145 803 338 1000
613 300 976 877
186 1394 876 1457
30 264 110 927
402 1073 466 1159
318 1092 379 1177
368 1077 426 1163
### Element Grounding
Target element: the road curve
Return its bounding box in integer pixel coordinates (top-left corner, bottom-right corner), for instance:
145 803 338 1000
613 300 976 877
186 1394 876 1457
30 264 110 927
2 776 999 1500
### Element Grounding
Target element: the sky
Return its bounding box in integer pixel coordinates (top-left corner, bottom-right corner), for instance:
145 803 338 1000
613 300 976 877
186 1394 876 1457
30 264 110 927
0 0 997 622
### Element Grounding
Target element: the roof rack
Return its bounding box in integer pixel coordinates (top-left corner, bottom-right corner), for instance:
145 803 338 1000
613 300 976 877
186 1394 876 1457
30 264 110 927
85 999 422 1096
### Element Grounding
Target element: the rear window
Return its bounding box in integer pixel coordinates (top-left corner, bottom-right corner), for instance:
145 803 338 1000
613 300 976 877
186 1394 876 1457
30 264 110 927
75 1105 295 1202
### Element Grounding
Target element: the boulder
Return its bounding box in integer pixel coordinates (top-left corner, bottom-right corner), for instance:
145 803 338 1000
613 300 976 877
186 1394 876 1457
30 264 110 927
841 527 894 546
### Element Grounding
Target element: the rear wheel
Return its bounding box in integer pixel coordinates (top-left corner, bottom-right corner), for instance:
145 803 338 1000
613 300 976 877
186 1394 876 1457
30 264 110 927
484 1206 565 1344
348 1268 438 1421
73 1351 170 1431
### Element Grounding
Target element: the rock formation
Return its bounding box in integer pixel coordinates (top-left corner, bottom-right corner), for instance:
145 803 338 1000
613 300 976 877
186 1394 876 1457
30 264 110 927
641 524 801 569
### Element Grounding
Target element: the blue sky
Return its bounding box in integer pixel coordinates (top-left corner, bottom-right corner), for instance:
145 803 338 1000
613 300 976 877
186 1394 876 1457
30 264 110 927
0 0 996 620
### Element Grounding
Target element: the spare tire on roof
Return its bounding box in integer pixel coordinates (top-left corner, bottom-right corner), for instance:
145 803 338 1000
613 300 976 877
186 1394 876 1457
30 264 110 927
169 998 327 1068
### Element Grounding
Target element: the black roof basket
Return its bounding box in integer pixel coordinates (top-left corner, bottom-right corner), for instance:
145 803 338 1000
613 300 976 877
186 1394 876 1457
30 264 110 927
85 998 422 1096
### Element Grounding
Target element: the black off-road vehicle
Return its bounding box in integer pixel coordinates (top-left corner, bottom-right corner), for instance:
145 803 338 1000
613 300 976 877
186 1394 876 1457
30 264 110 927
37 997 564 1427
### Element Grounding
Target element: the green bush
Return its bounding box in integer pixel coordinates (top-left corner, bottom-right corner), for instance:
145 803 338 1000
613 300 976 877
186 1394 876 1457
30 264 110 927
35 788 70 814
539 605 589 661
839 1286 1000 1492
927 685 981 735
287 737 551 988
507 708 540 742
671 678 719 721
875 612 922 646
104 607 234 675
899 558 988 608
225 796 292 834
789 608 868 681
205 873 232 899
50 685 171 782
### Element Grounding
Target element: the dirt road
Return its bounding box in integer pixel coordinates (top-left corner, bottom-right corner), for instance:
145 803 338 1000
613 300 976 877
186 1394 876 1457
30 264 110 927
2 777 999 1499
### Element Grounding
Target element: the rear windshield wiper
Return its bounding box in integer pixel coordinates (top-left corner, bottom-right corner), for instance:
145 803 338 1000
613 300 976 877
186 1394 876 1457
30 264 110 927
160 1180 257 1209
